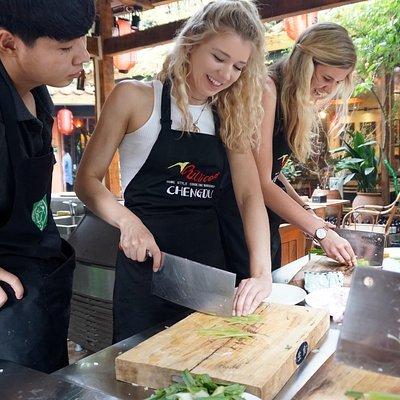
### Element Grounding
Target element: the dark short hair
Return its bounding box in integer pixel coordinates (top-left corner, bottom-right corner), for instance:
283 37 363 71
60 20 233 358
0 0 95 46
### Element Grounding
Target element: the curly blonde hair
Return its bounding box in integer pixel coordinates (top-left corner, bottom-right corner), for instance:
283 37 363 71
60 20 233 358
157 0 266 151
270 22 356 163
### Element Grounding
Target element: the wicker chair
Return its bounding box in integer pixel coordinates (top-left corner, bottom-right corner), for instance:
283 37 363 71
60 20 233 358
341 192 400 235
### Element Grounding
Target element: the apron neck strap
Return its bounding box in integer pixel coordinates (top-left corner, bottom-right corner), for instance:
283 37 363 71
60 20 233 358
160 79 173 130
212 106 220 137
160 79 222 137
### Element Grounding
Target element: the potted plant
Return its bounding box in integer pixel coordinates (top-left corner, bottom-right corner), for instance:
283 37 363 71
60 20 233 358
281 157 301 183
330 130 383 209
330 0 400 202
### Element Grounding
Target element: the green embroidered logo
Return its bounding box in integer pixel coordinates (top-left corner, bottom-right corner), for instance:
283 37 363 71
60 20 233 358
31 194 48 231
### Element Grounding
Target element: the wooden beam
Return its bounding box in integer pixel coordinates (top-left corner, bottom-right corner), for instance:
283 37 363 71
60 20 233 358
257 0 362 21
103 19 180 55
87 36 100 59
94 0 121 197
103 0 363 56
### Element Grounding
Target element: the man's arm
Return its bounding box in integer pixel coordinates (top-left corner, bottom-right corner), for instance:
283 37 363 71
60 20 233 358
0 121 24 307
0 122 14 226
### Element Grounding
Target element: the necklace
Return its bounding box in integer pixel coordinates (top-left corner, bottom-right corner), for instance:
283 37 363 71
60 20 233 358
191 102 208 133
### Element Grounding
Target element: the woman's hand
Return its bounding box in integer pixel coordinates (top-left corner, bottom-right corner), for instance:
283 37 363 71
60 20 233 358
0 267 24 308
119 215 162 271
233 274 272 316
319 229 356 266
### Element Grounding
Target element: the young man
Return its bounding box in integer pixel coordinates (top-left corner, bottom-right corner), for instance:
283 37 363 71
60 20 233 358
0 0 94 373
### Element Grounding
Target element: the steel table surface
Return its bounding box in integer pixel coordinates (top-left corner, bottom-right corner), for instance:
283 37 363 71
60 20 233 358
0 359 120 400
1 255 342 399
52 321 339 400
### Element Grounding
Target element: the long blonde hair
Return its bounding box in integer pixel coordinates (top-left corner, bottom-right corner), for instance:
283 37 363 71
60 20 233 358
270 22 356 163
158 0 266 151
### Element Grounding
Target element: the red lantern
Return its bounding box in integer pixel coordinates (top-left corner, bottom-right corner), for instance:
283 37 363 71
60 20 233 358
57 108 74 136
113 18 137 74
74 118 84 129
284 12 318 41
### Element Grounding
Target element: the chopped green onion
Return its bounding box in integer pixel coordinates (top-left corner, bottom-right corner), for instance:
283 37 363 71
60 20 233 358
197 327 255 339
147 370 246 400
224 315 262 325
345 390 400 399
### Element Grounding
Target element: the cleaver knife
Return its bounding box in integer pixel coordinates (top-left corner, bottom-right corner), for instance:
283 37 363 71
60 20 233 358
151 253 236 317
335 228 385 266
335 267 400 377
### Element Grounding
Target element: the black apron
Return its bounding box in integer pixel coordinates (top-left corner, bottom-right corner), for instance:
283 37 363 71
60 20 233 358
216 172 251 283
0 72 75 373
216 172 282 274
217 74 290 272
113 81 227 341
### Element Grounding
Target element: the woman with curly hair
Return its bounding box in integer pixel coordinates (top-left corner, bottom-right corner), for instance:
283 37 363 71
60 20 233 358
220 23 358 275
76 0 272 341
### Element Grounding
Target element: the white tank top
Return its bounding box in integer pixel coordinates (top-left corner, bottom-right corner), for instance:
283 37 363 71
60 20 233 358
119 80 216 194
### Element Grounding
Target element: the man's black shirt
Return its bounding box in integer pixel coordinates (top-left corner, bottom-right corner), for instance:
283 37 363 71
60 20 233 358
0 59 54 226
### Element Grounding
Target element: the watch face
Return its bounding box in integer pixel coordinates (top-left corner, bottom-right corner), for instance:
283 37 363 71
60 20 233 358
316 228 327 240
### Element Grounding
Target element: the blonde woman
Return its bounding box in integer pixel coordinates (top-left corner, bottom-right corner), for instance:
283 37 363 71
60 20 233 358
76 0 272 341
256 22 358 269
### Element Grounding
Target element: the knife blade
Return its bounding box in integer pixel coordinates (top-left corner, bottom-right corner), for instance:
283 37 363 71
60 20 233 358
335 228 385 266
335 267 400 377
151 253 236 317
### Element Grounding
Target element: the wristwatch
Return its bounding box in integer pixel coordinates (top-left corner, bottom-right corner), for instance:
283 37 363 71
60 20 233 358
314 226 328 241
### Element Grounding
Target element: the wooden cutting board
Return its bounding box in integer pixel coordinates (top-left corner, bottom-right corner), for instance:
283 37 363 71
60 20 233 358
293 355 400 399
290 256 355 289
115 303 329 400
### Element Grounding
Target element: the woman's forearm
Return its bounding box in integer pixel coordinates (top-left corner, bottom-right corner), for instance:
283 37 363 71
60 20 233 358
237 191 272 278
75 176 139 230
262 180 323 237
278 173 307 206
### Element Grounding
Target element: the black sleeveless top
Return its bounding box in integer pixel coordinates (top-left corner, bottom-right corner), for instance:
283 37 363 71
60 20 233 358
270 67 291 183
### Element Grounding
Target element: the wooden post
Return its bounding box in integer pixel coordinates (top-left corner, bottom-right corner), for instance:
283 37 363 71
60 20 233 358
94 0 121 197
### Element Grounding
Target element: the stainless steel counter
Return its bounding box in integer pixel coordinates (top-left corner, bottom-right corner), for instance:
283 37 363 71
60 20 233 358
50 255 340 399
1 256 340 399
0 359 119 400
51 322 339 400
53 324 166 399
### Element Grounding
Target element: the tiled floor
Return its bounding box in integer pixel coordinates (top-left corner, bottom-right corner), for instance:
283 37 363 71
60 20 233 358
67 340 92 364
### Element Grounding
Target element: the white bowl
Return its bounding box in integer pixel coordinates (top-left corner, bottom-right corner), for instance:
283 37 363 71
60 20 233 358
242 393 261 400
305 286 350 316
263 283 306 305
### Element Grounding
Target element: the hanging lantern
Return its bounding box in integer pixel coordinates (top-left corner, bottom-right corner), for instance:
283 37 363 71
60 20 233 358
74 118 84 129
113 18 137 74
57 108 74 136
284 12 318 41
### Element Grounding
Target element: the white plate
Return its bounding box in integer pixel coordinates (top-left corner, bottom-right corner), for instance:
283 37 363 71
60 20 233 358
382 257 400 273
242 393 261 400
263 283 306 305
305 286 350 316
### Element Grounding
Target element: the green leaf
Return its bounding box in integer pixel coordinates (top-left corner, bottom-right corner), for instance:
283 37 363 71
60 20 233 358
330 146 348 154
357 140 377 148
195 374 218 392
343 158 365 164
344 390 364 399
182 370 197 390
364 167 375 175
341 139 360 158
384 158 400 195
343 173 356 185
